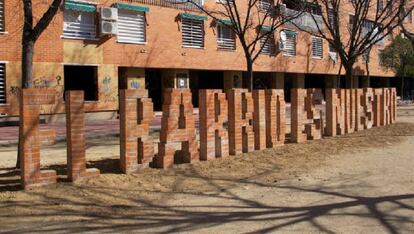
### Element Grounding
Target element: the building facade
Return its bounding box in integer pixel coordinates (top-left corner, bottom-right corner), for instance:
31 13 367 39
0 0 404 117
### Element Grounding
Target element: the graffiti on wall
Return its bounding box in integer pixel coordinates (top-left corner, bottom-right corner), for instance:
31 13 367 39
103 76 117 103
9 75 64 99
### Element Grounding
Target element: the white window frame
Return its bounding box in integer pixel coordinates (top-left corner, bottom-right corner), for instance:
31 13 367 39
117 9 146 44
311 37 323 59
63 9 97 40
0 63 6 104
282 30 297 57
217 24 235 50
181 18 204 49
0 0 4 33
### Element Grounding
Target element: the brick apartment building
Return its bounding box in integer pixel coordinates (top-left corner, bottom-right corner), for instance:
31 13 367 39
0 0 407 118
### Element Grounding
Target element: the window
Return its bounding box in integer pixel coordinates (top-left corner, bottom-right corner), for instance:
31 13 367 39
117 9 146 44
312 37 323 59
259 0 273 12
282 30 297 56
0 63 5 104
217 24 235 50
64 65 98 101
63 7 96 40
182 18 204 48
0 0 4 32
260 33 275 55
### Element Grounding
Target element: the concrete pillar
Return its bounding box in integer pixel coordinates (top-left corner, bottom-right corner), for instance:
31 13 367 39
325 75 339 89
292 74 305 88
224 71 243 90
270 73 284 89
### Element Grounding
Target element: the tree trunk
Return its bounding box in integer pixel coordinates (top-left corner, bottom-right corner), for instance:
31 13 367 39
344 65 354 89
245 58 253 92
17 38 34 169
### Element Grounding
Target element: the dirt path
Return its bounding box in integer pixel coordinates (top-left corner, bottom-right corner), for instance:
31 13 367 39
0 121 413 233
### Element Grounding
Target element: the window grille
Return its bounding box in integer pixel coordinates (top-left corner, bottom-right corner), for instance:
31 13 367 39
312 37 323 59
0 63 6 104
282 30 297 56
182 18 204 48
117 9 146 44
217 24 235 50
0 0 4 32
63 10 96 40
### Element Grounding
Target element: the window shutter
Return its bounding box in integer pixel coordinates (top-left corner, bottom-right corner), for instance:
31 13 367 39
312 37 323 59
282 31 296 56
260 35 275 55
0 63 5 104
182 18 204 48
117 9 146 44
0 0 4 32
63 10 96 39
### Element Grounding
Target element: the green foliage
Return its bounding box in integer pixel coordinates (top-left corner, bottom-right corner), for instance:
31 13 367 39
382 36 414 78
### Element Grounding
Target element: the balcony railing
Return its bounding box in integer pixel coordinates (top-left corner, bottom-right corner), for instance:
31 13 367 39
284 8 324 32
123 0 203 11
217 38 236 50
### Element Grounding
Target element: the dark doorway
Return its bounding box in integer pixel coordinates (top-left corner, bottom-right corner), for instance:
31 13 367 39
64 65 98 101
305 74 326 97
146 69 162 111
284 73 294 102
192 70 224 107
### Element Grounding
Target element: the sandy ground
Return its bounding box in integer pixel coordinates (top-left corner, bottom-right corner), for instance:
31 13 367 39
0 118 414 233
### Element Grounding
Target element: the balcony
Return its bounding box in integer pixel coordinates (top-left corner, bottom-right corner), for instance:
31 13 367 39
284 8 324 32
124 0 203 11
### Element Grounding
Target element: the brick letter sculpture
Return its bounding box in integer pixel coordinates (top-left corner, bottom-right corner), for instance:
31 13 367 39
20 89 57 189
253 90 267 150
354 89 365 131
119 89 154 173
265 89 286 147
361 88 374 129
199 89 229 160
155 89 198 168
228 89 254 155
373 88 382 127
291 89 323 143
291 89 308 143
305 89 323 140
390 88 397 123
344 89 356 133
66 91 100 181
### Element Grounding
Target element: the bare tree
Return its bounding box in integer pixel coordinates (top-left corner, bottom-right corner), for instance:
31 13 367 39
185 0 304 91
292 0 413 88
17 0 63 168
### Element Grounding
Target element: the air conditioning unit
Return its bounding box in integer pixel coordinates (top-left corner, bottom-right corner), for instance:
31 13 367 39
100 20 118 36
100 7 118 21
